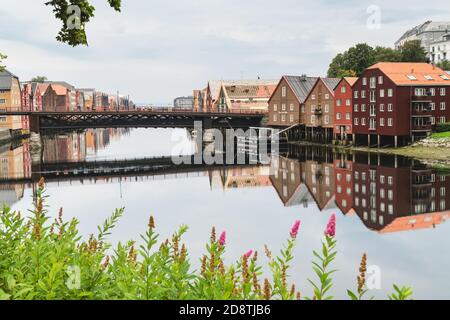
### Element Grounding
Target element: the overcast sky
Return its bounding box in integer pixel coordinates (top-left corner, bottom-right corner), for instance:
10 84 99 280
1 0 450 103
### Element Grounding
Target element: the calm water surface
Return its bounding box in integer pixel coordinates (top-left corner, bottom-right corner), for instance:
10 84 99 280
2 128 450 299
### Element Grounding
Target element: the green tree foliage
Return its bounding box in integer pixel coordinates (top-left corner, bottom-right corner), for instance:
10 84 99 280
31 76 48 83
0 52 6 72
45 0 122 46
398 40 428 62
437 60 450 71
328 41 429 77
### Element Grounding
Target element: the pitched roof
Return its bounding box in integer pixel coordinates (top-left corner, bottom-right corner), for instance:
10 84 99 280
321 77 341 93
51 84 68 96
208 79 278 100
0 69 19 90
343 77 358 86
283 76 319 103
225 83 277 99
44 81 75 90
368 62 450 85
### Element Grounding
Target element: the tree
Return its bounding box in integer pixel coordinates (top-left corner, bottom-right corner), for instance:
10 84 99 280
436 60 450 71
45 0 122 46
0 52 6 72
327 43 375 77
31 76 48 83
373 46 401 63
398 40 428 62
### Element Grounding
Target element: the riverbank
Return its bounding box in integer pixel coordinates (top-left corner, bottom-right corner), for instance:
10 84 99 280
293 136 450 169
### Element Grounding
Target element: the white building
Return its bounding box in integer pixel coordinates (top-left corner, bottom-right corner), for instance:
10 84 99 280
395 21 450 55
430 34 450 64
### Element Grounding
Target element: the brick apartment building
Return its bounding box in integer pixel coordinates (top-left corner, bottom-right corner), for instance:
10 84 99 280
352 62 450 147
333 77 358 142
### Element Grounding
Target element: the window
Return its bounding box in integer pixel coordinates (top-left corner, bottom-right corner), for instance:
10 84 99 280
431 117 435 125
407 74 417 80
440 74 450 80
370 91 376 102
273 114 278 122
324 104 329 113
281 114 286 122
282 104 286 111
290 114 294 122
440 102 446 110
380 89 385 98
312 94 316 100
370 77 376 88
311 115 315 123
341 86 347 93
440 88 446 96
441 116 446 123
415 88 425 96
273 104 278 111
346 99 351 106
361 104 366 112
370 104 376 116
354 118 359 125
388 118 393 127
424 75 434 80
380 104 385 112
388 104 393 112
354 104 359 112
0 99 5 104
336 99 341 107
361 118 366 126
387 89 393 97
354 91 359 99
429 88 436 96
378 76 384 84
431 102 436 110
282 86 286 97
336 112 342 120
346 113 351 120
324 115 329 124
290 103 294 111
325 94 330 100
369 118 376 130
361 90 366 98
380 118 385 126
311 105 315 113
362 78 367 86
388 176 393 185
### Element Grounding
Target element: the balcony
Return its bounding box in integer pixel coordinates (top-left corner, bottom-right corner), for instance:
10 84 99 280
412 124 432 132
314 108 323 116
412 102 433 116
412 117 432 132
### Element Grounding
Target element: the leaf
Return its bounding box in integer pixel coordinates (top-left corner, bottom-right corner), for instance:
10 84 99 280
347 290 358 300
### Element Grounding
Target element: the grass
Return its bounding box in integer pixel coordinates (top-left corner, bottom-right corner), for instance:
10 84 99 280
431 131 450 139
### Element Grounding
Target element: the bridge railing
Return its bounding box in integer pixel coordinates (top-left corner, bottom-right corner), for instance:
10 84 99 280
0 107 268 115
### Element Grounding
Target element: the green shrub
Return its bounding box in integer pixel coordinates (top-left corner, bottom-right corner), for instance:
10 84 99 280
0 178 413 300
435 122 450 133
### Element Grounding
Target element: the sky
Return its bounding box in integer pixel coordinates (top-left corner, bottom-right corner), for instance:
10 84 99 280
1 0 450 103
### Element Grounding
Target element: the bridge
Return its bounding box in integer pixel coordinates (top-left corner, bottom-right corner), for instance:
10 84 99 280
0 108 266 132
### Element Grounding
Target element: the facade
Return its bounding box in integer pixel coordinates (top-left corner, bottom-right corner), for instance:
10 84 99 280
334 156 354 215
207 79 278 112
430 34 450 64
395 21 450 54
267 75 318 127
303 77 340 141
302 159 336 211
352 62 450 147
334 77 358 141
0 70 23 135
193 89 207 112
173 96 194 110
77 89 95 111
213 81 277 112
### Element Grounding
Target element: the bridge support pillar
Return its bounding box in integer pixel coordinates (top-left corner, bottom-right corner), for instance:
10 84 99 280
29 115 40 133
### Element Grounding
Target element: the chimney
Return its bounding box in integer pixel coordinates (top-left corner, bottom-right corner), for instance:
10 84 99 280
300 74 307 81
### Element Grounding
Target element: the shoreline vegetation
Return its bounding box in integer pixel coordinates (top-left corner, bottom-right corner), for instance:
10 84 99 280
0 178 413 300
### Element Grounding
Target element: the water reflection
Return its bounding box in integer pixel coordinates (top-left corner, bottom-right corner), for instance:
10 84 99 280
0 129 448 236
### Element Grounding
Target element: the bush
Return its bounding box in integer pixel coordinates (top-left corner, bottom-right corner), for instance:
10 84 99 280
0 178 413 300
436 122 450 133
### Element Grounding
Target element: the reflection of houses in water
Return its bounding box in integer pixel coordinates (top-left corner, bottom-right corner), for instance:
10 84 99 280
0 144 28 206
303 160 336 211
270 156 314 208
349 154 450 233
334 156 354 215
209 166 271 190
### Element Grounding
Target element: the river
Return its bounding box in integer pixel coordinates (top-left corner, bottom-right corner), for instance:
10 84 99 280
2 128 450 300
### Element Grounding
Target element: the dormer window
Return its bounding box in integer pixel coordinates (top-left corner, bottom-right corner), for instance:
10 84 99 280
407 75 417 80
440 74 450 80
424 75 434 80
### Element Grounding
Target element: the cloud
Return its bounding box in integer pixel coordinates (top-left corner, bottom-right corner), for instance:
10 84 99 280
1 0 450 102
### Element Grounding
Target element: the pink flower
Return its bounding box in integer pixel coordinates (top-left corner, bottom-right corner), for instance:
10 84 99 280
244 250 253 258
290 220 301 239
325 214 336 237
219 231 226 246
